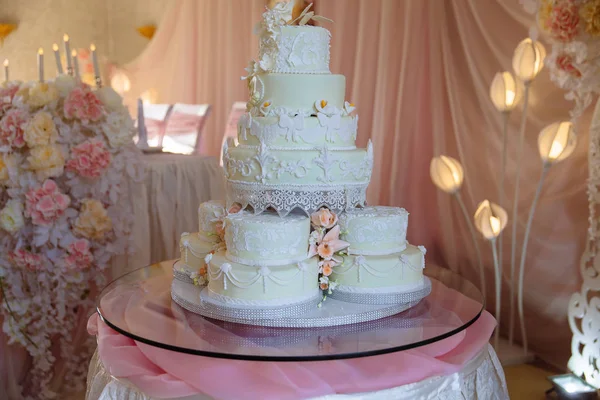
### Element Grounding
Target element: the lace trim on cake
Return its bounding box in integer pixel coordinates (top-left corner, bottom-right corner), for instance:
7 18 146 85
225 251 310 267
206 287 320 307
226 180 368 216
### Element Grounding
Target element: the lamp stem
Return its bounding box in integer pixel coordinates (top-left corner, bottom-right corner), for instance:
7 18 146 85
491 237 501 350
455 191 486 300
499 110 511 344
517 163 549 355
510 82 530 345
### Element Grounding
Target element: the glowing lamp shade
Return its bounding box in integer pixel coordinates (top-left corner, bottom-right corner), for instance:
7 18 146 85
474 200 507 240
110 71 131 95
538 121 577 165
490 71 520 112
512 38 546 83
430 155 464 194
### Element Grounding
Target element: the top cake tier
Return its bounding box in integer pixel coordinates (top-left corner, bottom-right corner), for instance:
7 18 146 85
258 25 331 74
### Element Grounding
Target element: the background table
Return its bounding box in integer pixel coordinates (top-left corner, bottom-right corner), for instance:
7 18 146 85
110 153 225 278
86 263 509 399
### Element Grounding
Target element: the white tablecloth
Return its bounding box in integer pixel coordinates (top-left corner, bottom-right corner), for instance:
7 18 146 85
111 153 225 277
86 344 508 400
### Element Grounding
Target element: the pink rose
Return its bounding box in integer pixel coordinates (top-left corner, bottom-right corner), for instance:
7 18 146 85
310 208 338 229
64 238 94 270
63 84 104 122
547 0 580 42
556 54 582 77
9 249 43 272
0 109 27 148
66 139 111 178
25 179 71 226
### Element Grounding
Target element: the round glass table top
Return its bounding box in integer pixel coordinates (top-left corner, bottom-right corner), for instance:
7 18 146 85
96 261 484 361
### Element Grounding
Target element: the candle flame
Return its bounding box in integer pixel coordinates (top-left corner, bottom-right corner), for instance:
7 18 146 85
3 59 8 67
63 34 69 42
38 48 44 55
90 43 96 51
490 216 501 236
71 49 77 57
52 43 59 51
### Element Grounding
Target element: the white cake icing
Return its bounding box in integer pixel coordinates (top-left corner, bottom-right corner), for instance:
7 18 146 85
340 206 409 255
224 211 310 266
258 25 331 74
238 115 358 150
331 245 426 293
179 232 214 269
207 251 319 306
198 200 226 238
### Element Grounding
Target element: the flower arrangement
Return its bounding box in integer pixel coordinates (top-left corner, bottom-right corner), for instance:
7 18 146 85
0 74 143 399
522 0 600 119
308 208 349 304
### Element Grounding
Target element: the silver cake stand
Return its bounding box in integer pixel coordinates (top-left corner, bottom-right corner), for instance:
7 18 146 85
171 274 432 328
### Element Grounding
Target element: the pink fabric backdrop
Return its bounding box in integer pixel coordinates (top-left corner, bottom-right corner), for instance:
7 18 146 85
118 0 587 369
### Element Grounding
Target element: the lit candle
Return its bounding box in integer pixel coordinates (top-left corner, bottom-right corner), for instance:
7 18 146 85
52 43 63 75
37 48 44 82
63 34 72 75
3 59 8 82
90 43 101 87
72 50 80 79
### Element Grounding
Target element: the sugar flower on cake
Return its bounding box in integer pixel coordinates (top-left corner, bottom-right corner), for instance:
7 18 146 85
24 111 59 147
63 84 104 123
311 207 338 229
66 139 111 179
343 101 356 115
0 199 25 234
26 82 59 108
259 100 273 115
315 100 342 142
73 199 113 240
64 239 94 270
8 249 44 272
309 225 349 261
27 144 65 180
25 180 70 226
0 108 28 148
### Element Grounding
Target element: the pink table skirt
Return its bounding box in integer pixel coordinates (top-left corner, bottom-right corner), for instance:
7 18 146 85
87 306 498 400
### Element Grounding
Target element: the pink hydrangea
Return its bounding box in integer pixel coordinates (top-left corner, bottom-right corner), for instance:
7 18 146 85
66 139 111 178
0 109 27 148
64 238 94 270
25 179 71 226
63 85 104 122
9 249 44 272
547 0 580 42
0 85 19 114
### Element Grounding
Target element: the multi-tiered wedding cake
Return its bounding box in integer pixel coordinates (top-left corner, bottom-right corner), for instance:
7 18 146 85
171 2 429 325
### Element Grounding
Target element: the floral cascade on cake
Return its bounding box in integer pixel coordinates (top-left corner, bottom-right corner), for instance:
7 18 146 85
171 1 429 324
0 74 144 398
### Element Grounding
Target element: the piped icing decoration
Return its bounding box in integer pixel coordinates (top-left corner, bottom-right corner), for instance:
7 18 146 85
308 207 348 303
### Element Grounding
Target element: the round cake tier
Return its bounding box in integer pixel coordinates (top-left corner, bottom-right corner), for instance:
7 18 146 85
330 244 426 295
224 211 310 266
207 251 320 306
238 115 358 150
252 73 345 114
258 25 331 74
340 206 409 255
198 200 226 236
179 232 215 272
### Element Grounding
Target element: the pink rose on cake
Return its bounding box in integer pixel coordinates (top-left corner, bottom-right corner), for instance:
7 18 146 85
9 249 44 272
25 179 71 226
73 199 112 240
63 85 104 122
66 139 111 179
311 208 338 229
0 109 28 148
64 239 94 270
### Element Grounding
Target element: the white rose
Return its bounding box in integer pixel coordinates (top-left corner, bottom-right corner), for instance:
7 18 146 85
27 144 65 180
0 199 24 234
54 75 77 97
96 87 124 112
102 110 134 148
24 111 59 147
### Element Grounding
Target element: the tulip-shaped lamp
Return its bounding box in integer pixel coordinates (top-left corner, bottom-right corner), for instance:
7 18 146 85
474 200 508 349
517 121 577 355
490 71 520 344
509 37 546 345
430 156 486 299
